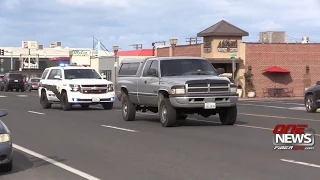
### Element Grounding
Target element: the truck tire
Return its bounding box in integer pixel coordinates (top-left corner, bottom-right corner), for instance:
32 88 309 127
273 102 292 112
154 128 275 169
1 159 12 172
219 106 237 125
40 91 52 109
177 114 187 120
159 95 177 127
122 94 136 121
61 92 72 111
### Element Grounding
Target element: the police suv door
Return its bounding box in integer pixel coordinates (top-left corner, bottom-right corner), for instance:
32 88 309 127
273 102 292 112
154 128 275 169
43 68 62 101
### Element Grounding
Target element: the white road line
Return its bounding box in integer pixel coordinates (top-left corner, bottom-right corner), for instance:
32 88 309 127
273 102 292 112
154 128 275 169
101 125 138 132
13 144 101 180
28 111 46 115
0 95 7 97
17 95 28 97
280 159 320 168
238 103 304 111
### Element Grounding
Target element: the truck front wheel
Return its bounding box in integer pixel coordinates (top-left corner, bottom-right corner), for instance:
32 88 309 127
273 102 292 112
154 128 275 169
159 97 177 127
122 94 136 121
219 106 237 125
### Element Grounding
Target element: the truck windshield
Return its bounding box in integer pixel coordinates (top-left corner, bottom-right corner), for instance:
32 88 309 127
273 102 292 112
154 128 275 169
160 59 218 77
64 69 102 79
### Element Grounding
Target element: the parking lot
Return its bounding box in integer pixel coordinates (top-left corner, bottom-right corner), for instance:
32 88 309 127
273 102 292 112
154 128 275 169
0 91 319 180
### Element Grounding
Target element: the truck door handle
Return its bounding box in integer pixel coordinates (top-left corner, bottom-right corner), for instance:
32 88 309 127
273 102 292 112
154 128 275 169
144 81 147 84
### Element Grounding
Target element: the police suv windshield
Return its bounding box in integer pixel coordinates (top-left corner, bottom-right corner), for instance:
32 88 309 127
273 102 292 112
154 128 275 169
160 59 218 77
64 69 102 79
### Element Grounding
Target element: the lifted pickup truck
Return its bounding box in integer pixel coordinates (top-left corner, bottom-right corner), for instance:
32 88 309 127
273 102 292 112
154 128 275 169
116 57 238 127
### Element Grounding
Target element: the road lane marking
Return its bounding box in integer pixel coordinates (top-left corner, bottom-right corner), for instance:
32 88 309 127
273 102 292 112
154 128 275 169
17 95 28 97
239 113 320 122
238 103 304 110
28 111 45 115
113 110 320 136
101 125 138 132
13 144 101 180
280 159 320 168
0 95 7 97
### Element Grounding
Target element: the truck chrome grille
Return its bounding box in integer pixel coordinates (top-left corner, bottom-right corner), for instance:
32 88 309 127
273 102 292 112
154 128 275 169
186 80 230 94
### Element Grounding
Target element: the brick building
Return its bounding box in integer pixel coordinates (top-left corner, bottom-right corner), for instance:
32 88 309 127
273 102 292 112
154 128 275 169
155 20 319 98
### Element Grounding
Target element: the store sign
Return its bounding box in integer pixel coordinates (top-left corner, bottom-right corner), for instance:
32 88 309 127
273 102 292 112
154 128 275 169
72 50 91 56
22 41 38 49
217 39 238 52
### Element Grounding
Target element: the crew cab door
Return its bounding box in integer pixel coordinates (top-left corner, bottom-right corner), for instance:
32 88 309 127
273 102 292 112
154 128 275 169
138 60 160 106
42 69 62 101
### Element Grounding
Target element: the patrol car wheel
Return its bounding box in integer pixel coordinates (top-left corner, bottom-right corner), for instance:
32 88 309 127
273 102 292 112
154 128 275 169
40 91 51 109
102 102 113 110
61 92 72 111
219 106 237 125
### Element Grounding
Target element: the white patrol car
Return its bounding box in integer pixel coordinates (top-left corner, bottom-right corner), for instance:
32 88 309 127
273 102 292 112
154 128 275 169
38 64 115 111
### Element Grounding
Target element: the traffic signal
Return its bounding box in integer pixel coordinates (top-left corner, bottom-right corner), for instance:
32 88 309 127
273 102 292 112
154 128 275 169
0 49 4 55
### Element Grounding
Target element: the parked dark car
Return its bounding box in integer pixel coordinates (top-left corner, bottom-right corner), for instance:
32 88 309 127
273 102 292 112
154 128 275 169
305 81 320 112
25 78 41 91
0 109 12 172
0 73 25 92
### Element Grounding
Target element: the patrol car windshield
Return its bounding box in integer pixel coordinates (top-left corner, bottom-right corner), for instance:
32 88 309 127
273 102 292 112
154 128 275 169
64 69 102 79
160 59 218 77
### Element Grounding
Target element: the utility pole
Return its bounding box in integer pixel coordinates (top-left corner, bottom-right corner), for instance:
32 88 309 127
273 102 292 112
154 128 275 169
151 41 167 56
186 37 201 45
129 44 143 50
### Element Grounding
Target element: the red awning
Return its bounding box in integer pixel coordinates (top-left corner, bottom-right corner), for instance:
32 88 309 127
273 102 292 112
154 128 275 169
262 66 290 73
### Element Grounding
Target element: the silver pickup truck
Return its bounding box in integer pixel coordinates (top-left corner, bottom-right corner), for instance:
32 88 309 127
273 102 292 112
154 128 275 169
116 57 238 127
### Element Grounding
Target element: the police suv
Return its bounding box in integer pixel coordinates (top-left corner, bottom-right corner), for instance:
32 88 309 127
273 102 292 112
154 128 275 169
38 64 115 111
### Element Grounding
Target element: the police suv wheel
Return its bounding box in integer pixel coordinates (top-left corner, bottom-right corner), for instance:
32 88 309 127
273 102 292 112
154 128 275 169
305 95 317 113
159 97 177 127
61 92 72 111
122 94 136 121
102 102 113 110
40 91 51 109
219 106 237 125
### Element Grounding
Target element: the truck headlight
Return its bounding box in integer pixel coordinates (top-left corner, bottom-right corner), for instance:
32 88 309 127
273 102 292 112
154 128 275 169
0 134 10 143
108 84 114 92
69 84 80 92
230 86 237 93
170 86 185 94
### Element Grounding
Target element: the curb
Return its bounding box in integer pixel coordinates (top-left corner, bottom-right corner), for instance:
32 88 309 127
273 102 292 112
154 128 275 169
239 97 304 101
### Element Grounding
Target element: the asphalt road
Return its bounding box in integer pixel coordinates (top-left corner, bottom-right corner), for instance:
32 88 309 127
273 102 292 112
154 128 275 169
0 91 319 180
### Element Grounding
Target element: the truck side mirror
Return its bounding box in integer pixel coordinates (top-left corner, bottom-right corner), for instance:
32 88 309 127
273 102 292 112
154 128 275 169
147 69 157 76
217 68 225 75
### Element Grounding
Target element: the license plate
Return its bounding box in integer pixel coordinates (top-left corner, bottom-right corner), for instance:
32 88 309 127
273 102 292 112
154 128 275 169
14 80 18 82
204 102 216 109
92 97 100 102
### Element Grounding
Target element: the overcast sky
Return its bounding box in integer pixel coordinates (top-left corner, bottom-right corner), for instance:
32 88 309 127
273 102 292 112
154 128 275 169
0 0 319 51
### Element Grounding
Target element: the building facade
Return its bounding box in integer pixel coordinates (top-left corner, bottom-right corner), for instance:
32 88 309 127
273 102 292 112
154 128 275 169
155 20 319 98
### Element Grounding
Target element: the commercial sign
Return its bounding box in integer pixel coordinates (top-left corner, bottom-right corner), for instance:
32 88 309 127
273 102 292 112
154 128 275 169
94 41 100 56
22 41 38 49
273 124 315 150
217 39 238 52
72 50 91 56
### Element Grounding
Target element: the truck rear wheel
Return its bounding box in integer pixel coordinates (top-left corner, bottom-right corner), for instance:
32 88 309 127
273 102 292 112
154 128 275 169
122 94 136 121
219 106 237 125
159 97 177 127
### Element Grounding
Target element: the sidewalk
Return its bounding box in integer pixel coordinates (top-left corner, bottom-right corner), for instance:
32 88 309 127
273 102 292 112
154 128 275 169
239 97 304 101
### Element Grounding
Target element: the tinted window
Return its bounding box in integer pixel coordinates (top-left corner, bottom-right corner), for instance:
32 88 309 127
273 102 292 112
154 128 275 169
64 69 101 79
9 73 23 79
160 59 217 77
118 63 140 75
31 79 41 82
47 69 62 79
142 60 152 76
41 69 50 79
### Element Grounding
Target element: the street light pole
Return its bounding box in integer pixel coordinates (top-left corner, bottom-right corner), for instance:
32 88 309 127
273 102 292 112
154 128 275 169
113 45 119 86
5 51 13 71
169 38 178 56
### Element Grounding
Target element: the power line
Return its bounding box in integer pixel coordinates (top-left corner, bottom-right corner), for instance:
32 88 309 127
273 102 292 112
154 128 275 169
129 44 143 50
186 37 201 45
